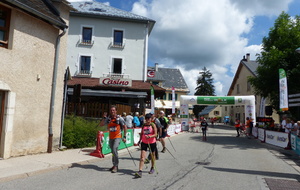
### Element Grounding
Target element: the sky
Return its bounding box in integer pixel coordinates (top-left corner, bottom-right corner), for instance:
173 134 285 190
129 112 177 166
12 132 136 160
68 0 300 96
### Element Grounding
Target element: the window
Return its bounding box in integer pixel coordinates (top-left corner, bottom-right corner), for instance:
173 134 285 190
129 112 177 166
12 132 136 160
113 30 123 47
152 81 159 86
247 81 251 91
236 84 240 94
214 111 219 115
0 5 11 48
80 26 93 45
79 56 91 75
168 93 178 101
163 94 166 100
112 58 122 74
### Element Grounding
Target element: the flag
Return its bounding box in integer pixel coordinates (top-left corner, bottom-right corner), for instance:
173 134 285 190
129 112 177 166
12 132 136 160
151 85 155 114
172 86 175 114
279 68 288 111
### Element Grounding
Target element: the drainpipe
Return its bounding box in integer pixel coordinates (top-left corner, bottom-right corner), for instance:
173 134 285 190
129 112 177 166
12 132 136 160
48 28 67 153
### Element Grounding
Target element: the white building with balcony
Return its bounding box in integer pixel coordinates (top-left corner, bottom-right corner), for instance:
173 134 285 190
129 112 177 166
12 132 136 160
67 1 155 81
65 1 164 114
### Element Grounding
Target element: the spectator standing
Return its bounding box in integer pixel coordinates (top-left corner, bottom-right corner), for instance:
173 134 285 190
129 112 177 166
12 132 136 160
139 113 145 126
125 112 133 128
285 118 293 149
279 116 287 132
133 112 141 128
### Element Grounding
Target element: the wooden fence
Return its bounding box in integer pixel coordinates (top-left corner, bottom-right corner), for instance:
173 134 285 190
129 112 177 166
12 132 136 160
66 102 131 118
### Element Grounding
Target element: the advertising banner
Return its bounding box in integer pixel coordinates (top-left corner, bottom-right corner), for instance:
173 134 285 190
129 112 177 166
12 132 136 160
133 128 142 145
279 68 288 111
167 124 176 136
197 96 235 105
102 129 134 155
180 103 189 131
258 128 265 142
252 127 258 138
291 134 296 150
175 124 182 133
265 130 288 148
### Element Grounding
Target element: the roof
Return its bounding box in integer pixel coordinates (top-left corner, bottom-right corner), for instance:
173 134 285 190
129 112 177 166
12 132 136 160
227 57 259 95
3 0 69 30
147 67 189 92
242 60 259 76
69 1 155 34
198 106 217 116
67 77 166 97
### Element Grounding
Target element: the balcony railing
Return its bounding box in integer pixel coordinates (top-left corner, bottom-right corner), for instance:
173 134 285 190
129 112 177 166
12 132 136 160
76 70 92 77
103 73 130 78
79 39 94 46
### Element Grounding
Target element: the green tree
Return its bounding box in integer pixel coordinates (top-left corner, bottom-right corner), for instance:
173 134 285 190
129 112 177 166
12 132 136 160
248 12 300 117
193 67 215 117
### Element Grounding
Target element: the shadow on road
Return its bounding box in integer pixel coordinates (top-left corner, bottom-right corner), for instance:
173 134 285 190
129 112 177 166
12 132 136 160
205 166 300 181
70 163 137 176
188 125 300 171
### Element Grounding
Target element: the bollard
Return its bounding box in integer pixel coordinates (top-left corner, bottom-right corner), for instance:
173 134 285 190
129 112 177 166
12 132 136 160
90 131 105 158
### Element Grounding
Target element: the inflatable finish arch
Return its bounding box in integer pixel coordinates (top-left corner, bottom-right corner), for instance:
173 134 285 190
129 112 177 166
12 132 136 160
180 95 256 127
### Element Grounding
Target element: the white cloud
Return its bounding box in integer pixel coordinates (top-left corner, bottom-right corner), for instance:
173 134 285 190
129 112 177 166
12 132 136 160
131 0 291 96
68 0 93 2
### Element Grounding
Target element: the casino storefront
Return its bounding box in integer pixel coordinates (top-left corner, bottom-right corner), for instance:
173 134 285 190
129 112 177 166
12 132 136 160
66 77 165 117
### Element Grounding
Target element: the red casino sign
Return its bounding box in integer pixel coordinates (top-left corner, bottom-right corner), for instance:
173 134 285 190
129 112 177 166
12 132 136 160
147 70 155 78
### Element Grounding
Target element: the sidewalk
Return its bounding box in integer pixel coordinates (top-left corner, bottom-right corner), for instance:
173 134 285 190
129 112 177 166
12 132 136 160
0 147 119 183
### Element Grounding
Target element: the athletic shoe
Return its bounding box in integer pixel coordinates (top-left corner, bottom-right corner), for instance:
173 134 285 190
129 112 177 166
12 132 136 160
111 166 118 173
161 147 166 153
109 166 114 171
144 158 150 164
135 171 142 178
149 167 154 174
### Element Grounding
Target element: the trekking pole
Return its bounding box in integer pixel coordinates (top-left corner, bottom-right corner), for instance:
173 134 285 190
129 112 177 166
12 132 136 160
147 142 158 174
165 147 176 159
123 141 136 166
167 137 176 152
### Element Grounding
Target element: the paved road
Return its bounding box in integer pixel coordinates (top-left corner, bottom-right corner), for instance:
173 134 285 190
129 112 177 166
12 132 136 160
1 125 299 190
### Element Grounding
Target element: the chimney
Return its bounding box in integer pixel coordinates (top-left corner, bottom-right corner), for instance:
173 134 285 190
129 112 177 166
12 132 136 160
155 63 158 71
246 53 250 62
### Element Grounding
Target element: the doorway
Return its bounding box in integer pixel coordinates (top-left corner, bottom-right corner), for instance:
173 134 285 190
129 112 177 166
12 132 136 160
0 91 5 150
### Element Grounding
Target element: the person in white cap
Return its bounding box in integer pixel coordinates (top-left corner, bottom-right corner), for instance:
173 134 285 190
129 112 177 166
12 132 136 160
158 110 169 153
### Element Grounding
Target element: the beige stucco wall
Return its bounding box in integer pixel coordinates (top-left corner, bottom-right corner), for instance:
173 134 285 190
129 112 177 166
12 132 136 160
0 4 69 158
226 64 279 125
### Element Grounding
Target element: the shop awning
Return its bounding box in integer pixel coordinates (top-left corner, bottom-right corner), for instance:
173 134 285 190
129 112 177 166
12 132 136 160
68 88 147 98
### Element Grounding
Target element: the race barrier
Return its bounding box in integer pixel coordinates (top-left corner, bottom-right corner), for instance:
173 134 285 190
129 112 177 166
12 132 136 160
291 134 300 155
252 127 289 148
102 129 134 155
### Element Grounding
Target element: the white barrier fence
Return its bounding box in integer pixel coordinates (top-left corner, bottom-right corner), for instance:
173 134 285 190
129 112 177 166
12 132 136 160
133 124 182 146
252 127 288 148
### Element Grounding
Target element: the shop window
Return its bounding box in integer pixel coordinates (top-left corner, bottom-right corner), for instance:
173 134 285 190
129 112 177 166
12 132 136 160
0 5 11 49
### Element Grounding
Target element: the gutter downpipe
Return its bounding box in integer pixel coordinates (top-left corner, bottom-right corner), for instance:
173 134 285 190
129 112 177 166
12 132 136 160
59 67 69 150
48 28 67 153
